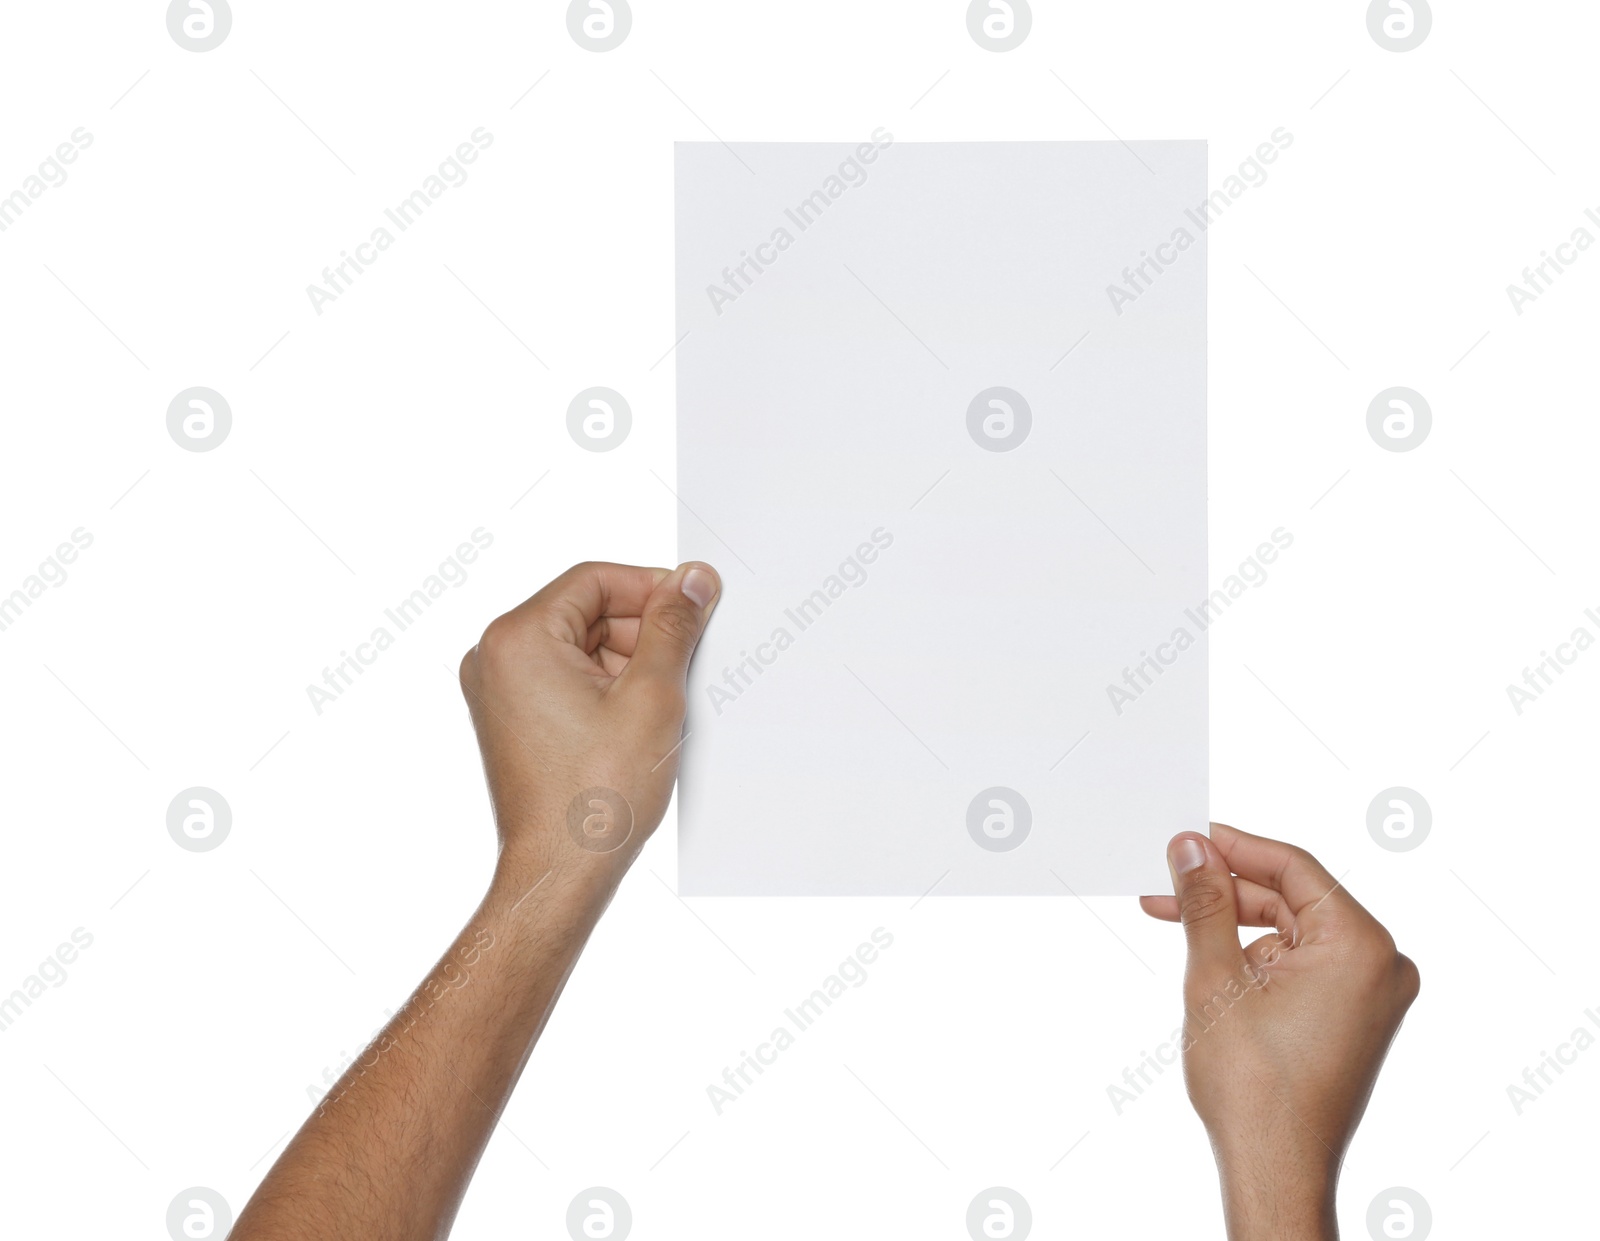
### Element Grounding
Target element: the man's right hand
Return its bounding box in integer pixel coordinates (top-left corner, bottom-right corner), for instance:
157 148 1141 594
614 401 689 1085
458 559 720 886
1140 824 1421 1241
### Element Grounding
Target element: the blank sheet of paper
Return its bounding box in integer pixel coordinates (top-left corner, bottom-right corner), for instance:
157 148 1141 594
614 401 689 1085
674 140 1207 896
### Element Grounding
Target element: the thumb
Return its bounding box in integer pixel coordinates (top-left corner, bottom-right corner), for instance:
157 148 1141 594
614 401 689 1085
623 562 720 691
1168 833 1243 976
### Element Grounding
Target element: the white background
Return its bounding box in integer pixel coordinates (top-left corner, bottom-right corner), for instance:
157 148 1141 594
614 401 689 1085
0 1 1594 1237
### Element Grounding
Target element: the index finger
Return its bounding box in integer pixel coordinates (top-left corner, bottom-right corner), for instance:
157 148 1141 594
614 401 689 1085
513 562 669 646
1208 822 1368 931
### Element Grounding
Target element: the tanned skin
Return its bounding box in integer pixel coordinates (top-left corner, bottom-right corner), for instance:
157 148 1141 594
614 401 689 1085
233 560 721 1240
231 558 1416 1240
1142 826 1421 1240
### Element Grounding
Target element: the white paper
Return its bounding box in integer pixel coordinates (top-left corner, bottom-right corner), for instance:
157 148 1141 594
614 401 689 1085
674 140 1207 896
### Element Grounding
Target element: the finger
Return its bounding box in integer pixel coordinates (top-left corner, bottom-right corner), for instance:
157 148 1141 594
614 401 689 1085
1138 895 1177 920
1167 833 1244 976
1140 876 1293 934
617 562 720 694
1208 822 1366 933
1242 931 1293 975
584 616 641 658
512 562 669 647
593 645 630 677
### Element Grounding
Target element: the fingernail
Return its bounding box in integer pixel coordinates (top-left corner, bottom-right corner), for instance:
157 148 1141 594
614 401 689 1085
681 565 717 610
1170 835 1207 875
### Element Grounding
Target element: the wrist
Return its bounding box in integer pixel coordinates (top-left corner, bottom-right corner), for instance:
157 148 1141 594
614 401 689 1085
1215 1146 1339 1241
489 842 630 926
490 782 654 905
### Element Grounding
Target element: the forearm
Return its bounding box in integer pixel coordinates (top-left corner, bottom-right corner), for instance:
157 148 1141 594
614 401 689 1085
234 857 618 1240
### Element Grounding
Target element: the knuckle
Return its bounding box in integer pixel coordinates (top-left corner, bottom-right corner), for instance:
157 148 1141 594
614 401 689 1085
1179 876 1230 925
1353 921 1399 959
527 562 601 611
1393 952 1422 1003
647 601 700 648
1346 924 1407 981
473 616 526 677
477 615 516 656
